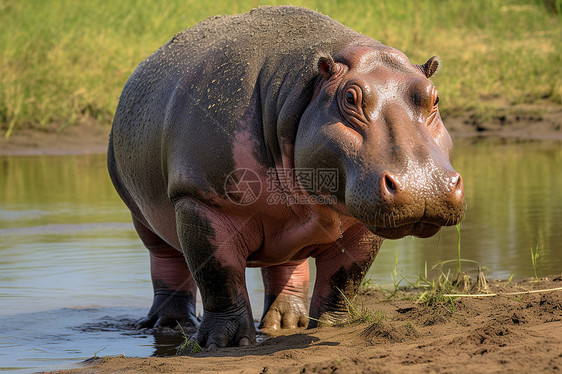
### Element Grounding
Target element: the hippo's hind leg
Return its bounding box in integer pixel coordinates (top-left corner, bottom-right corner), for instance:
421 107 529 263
309 225 383 327
260 260 309 330
132 217 199 331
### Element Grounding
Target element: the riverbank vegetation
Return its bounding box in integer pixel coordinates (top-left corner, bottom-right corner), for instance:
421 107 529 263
1 0 560 137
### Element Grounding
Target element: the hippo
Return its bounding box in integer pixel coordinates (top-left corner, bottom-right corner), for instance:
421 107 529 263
108 5 465 350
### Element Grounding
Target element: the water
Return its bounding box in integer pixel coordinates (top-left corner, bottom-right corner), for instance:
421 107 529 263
1 138 561 372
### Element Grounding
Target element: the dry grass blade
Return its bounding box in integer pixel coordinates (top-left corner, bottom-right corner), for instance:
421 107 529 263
443 286 562 298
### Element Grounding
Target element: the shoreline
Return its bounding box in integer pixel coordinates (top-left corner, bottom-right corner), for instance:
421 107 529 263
0 122 109 156
1 106 561 156
52 277 562 374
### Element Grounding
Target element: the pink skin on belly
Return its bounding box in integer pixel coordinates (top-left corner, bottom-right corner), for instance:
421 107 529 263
226 126 359 265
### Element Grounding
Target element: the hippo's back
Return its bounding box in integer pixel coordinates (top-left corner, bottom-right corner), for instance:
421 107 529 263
111 6 361 139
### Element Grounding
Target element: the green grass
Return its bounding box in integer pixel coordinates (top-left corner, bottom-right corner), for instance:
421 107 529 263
416 272 458 310
1 0 561 136
456 224 462 274
176 323 202 355
530 242 543 281
364 223 481 306
338 287 386 325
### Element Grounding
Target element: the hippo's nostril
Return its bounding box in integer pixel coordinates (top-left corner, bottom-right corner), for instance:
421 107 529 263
383 174 399 195
451 173 463 191
448 173 464 204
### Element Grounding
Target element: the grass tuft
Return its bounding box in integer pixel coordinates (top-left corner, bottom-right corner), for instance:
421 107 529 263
176 323 202 355
531 242 543 282
316 287 387 327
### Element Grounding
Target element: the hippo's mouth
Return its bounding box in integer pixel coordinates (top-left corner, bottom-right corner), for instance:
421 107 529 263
372 221 441 240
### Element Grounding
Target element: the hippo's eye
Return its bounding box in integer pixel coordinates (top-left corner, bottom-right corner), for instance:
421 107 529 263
340 85 368 126
343 87 362 110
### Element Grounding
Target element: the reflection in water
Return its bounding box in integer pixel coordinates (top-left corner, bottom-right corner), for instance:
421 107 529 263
0 138 561 372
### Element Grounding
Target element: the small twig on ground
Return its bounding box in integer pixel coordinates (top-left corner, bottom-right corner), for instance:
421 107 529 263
443 286 562 298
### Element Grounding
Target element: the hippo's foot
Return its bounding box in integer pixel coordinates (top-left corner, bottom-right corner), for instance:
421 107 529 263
260 293 309 330
135 291 198 332
192 305 256 351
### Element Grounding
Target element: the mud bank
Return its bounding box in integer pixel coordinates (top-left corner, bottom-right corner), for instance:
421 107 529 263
2 105 562 156
49 277 562 374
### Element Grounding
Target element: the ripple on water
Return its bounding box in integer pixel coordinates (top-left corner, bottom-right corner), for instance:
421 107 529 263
0 307 162 373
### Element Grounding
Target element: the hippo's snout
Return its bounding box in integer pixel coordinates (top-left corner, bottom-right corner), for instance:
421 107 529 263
379 169 464 212
348 167 465 240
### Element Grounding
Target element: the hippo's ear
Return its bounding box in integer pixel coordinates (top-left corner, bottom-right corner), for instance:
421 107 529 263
417 56 441 78
317 56 336 79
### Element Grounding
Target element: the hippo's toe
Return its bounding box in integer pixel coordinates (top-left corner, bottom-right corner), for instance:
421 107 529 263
192 307 256 350
259 293 309 330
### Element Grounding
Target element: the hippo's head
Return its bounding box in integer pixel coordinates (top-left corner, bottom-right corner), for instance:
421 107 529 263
295 45 465 239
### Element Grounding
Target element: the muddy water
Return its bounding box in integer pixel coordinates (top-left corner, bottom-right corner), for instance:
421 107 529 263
1 138 561 372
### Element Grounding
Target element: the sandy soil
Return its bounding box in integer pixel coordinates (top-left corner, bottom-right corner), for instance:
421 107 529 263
48 277 562 374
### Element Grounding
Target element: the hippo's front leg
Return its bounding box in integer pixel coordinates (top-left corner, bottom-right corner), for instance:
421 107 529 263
260 259 309 330
175 199 256 350
309 225 383 327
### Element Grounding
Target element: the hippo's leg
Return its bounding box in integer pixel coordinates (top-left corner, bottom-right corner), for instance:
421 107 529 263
259 259 309 330
132 217 199 331
309 225 383 327
175 199 255 350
